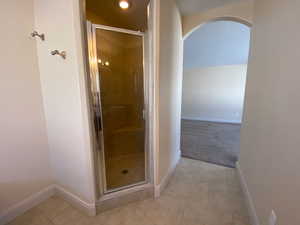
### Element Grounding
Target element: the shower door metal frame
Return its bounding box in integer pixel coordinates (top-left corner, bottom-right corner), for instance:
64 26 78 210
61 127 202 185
87 22 150 195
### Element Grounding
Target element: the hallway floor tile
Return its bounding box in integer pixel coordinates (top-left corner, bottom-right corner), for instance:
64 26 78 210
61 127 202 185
8 158 250 225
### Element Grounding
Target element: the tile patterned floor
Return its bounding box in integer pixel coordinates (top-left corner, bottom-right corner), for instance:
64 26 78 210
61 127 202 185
8 158 250 225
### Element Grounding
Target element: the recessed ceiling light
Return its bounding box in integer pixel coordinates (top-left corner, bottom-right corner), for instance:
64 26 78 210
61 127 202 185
119 0 130 10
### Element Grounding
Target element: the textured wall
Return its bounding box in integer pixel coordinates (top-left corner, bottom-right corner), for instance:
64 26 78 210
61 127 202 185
182 1 254 37
0 0 52 215
158 0 183 183
182 65 247 123
240 0 300 224
34 0 96 203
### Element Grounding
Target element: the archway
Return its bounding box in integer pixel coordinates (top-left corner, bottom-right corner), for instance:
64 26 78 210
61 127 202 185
181 19 251 168
184 16 252 40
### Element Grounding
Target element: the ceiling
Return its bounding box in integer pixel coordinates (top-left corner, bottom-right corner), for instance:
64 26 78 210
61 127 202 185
184 21 250 70
175 0 246 16
86 0 149 31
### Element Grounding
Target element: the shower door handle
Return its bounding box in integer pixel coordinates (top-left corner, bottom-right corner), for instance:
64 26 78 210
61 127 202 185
142 109 146 120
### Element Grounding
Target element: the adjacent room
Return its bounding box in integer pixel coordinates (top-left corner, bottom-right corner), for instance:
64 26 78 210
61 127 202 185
181 20 251 167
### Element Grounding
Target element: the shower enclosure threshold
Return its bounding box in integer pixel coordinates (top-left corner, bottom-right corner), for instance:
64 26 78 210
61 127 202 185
104 181 148 195
96 183 154 213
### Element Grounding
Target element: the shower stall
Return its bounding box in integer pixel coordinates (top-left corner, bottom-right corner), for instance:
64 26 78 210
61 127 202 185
87 22 150 195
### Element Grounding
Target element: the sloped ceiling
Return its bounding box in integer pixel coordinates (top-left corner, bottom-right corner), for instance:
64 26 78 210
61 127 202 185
184 21 251 70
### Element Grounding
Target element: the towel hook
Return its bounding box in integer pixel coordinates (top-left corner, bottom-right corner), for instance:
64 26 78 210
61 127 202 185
31 31 45 41
51 50 66 59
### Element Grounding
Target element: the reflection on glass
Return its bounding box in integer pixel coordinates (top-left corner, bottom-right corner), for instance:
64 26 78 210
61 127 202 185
95 28 145 191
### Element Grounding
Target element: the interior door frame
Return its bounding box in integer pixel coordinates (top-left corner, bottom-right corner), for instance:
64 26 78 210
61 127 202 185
87 22 151 195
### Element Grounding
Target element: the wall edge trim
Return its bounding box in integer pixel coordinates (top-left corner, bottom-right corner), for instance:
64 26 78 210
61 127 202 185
154 150 181 198
0 185 56 225
236 162 260 225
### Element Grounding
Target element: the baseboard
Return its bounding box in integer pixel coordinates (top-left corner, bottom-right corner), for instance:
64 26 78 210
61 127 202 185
181 117 242 125
236 162 260 225
54 185 96 216
97 184 154 213
0 184 97 225
0 185 56 225
154 150 181 198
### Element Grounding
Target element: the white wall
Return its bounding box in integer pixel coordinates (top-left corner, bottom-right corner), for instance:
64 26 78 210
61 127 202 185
182 0 254 37
240 0 300 224
182 65 247 123
0 0 52 215
34 0 96 203
158 0 183 183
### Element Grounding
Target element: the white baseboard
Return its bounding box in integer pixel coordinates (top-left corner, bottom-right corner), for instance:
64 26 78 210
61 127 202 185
181 116 242 125
154 150 181 198
236 162 260 225
0 185 56 225
0 184 96 225
54 185 96 216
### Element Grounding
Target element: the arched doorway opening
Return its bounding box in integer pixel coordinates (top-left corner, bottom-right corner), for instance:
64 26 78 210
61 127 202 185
183 16 252 40
181 18 251 168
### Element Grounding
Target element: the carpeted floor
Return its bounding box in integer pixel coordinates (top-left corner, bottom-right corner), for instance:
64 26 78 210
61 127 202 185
181 119 241 168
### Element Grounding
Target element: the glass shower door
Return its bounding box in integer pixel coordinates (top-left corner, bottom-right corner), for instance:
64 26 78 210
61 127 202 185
94 26 146 192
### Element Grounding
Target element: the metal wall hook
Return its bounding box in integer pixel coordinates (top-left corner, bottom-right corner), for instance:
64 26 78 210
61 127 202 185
51 50 66 59
31 31 45 41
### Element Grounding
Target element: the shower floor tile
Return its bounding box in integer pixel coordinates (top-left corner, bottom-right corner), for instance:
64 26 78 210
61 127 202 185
106 152 146 190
